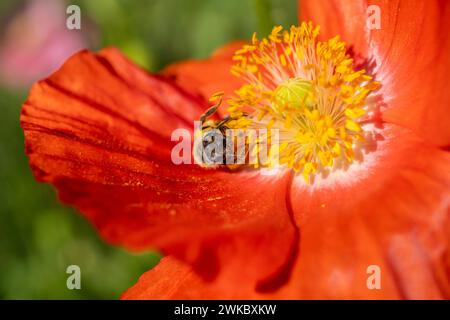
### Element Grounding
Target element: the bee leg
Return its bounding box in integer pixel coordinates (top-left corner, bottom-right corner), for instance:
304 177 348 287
199 98 223 123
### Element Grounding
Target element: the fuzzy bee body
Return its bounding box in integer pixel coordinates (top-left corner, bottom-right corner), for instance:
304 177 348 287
194 100 245 167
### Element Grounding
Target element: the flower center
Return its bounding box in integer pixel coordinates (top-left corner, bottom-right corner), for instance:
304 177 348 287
200 22 380 182
272 78 315 110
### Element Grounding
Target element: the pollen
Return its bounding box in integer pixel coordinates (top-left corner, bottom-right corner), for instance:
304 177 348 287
208 22 380 182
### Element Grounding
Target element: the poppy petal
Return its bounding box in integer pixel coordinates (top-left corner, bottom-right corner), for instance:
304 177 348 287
286 125 450 299
121 257 232 299
123 125 450 299
300 0 369 56
21 48 298 290
300 0 450 146
162 41 245 115
122 256 290 299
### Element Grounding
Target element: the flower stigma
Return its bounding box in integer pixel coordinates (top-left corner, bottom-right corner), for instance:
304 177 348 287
198 22 380 183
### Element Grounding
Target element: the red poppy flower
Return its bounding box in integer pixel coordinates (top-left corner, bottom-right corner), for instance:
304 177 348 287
21 0 450 299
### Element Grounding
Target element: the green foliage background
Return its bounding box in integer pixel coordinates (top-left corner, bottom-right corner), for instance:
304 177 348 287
0 0 297 299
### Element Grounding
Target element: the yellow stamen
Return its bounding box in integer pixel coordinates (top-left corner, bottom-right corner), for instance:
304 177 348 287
203 22 380 182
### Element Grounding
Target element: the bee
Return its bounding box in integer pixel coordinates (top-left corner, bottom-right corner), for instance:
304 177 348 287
200 105 233 134
194 98 245 167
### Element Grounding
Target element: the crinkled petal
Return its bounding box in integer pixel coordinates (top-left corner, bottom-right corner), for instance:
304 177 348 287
123 125 450 299
121 257 235 300
21 48 298 291
301 0 450 146
285 125 450 299
162 41 245 116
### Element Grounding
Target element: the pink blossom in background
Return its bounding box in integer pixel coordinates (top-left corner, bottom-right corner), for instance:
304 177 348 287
0 0 88 89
